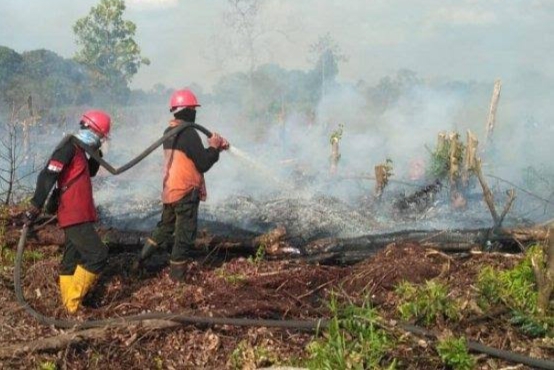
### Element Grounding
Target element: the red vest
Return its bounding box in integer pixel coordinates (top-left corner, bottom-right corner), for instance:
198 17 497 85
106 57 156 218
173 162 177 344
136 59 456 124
57 145 97 228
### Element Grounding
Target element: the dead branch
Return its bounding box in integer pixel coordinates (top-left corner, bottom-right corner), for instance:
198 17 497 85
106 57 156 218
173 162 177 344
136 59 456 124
474 159 499 224
496 189 516 229
0 319 180 358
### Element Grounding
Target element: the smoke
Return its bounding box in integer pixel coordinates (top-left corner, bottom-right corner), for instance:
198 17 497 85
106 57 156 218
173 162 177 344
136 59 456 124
87 68 553 237
2 0 553 234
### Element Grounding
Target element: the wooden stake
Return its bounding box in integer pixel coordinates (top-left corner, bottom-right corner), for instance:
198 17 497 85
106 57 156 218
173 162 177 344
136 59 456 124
330 138 340 175
462 130 479 187
534 223 554 314
448 132 466 208
485 79 502 144
374 165 387 199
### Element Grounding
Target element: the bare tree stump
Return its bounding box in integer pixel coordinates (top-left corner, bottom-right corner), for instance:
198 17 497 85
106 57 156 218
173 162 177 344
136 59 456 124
448 132 465 209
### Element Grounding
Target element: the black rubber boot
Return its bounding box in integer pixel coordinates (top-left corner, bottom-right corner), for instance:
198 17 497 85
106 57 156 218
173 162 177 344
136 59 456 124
169 260 187 282
130 239 158 272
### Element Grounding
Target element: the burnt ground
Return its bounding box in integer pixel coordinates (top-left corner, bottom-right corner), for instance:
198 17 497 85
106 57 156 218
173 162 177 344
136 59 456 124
1 216 553 369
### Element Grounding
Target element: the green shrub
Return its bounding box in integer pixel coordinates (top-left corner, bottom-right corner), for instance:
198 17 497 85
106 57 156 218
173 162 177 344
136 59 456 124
306 295 396 370
396 280 460 325
476 247 539 312
436 336 475 370
427 136 465 180
38 361 58 370
228 340 277 370
476 246 553 337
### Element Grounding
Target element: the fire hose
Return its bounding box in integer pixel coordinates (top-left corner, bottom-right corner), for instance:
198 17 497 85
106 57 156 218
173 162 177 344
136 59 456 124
74 121 213 175
12 125 554 369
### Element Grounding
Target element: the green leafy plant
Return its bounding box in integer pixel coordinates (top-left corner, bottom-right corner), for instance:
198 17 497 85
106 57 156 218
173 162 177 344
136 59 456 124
38 361 58 370
436 336 475 370
329 123 344 144
153 356 163 370
228 340 277 370
1 247 45 271
215 268 247 286
396 280 460 325
248 243 266 265
427 134 465 180
476 246 553 336
476 248 539 313
510 311 551 337
306 295 396 369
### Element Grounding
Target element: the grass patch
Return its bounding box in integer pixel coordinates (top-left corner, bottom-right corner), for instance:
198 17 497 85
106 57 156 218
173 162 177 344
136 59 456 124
305 295 396 370
215 268 247 286
1 248 44 266
37 361 58 370
395 280 460 325
228 340 278 370
476 246 553 336
436 336 475 370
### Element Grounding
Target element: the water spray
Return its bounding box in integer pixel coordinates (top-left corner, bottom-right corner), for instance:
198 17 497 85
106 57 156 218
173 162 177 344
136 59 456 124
227 145 295 190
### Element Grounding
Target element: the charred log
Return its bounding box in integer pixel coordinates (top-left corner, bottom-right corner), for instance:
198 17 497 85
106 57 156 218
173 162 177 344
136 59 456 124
6 222 550 265
394 179 442 212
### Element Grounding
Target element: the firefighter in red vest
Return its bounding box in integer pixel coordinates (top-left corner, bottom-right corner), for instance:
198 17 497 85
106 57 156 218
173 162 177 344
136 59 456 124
24 110 111 313
132 89 229 281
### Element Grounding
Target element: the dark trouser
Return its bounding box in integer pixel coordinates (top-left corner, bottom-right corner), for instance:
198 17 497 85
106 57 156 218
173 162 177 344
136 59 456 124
60 222 108 275
150 191 199 264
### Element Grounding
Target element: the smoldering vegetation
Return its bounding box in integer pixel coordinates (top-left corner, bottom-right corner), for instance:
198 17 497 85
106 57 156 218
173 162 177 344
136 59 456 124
1 49 553 239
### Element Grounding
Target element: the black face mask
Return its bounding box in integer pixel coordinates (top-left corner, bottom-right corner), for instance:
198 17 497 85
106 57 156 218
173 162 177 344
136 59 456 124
174 108 196 123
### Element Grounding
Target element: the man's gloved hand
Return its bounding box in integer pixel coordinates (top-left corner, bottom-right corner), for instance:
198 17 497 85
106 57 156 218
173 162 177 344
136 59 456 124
208 133 223 150
219 136 230 151
23 205 41 226
208 133 230 151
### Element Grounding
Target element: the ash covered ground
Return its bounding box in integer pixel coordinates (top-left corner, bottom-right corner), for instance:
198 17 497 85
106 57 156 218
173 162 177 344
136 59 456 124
95 174 547 241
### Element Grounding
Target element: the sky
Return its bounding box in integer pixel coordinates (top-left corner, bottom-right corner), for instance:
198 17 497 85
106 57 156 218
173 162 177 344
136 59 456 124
1 0 554 91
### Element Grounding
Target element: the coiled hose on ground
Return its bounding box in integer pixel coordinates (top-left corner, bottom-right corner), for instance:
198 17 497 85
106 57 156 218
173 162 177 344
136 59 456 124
12 122 554 369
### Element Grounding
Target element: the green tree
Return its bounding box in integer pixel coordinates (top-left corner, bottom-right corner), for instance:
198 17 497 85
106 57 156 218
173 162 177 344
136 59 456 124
73 0 149 101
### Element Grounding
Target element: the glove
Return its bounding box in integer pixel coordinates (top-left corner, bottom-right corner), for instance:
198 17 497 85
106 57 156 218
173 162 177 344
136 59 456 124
23 205 41 226
208 133 223 150
219 136 230 151
208 133 230 152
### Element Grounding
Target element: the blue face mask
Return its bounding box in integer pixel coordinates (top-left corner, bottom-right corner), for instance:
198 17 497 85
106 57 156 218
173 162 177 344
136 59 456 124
74 128 102 149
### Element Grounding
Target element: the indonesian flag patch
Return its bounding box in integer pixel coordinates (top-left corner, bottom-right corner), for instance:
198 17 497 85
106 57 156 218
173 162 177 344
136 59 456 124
47 160 64 173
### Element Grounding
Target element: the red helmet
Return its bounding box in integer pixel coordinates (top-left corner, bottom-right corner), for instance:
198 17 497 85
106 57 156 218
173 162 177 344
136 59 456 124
169 89 200 112
81 110 111 138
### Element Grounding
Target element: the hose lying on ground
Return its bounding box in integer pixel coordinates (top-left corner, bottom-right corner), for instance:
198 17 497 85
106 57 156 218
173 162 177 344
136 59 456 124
14 226 554 369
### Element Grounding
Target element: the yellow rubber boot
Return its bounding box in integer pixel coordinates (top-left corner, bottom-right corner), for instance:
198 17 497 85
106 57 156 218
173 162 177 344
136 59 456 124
65 265 98 314
59 275 73 308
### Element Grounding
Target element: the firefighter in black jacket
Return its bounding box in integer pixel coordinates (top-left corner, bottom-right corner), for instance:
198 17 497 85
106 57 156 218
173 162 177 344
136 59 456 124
132 89 229 281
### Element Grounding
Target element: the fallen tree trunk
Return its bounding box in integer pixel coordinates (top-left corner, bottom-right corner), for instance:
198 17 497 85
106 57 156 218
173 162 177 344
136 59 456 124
6 223 550 264
302 228 550 264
